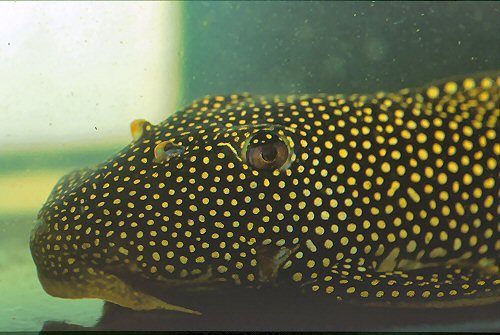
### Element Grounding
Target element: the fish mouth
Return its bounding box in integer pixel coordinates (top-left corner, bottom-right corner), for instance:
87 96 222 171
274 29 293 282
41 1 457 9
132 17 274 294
34 267 201 314
29 217 201 314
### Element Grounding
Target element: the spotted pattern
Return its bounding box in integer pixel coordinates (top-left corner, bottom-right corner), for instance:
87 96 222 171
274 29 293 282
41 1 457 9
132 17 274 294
30 72 500 311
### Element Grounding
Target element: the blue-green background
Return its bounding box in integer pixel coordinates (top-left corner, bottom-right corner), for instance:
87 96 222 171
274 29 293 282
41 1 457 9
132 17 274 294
179 1 499 106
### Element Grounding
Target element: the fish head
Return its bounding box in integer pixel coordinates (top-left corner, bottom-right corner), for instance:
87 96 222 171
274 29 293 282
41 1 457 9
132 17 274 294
29 94 330 309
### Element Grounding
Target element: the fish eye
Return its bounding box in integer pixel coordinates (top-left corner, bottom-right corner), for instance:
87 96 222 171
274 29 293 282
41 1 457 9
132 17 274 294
243 131 290 171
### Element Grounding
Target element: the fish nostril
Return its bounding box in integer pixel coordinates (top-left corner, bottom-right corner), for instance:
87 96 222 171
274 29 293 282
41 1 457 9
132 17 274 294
154 141 186 163
130 119 152 141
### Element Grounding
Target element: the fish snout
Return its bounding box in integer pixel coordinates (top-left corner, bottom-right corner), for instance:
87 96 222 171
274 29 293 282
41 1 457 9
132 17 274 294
29 216 61 298
29 214 94 300
29 166 97 281
29 218 47 267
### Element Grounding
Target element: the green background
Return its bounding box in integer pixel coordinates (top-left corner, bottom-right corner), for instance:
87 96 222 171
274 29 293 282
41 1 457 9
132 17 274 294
179 1 499 106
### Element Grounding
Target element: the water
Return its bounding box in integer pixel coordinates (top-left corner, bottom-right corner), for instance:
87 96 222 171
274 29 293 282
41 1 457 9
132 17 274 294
180 1 499 104
0 147 118 330
1 1 499 332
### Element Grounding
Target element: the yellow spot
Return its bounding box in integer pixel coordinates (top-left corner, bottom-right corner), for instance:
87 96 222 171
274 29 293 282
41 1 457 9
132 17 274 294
437 173 447 185
439 230 449 242
424 231 433 244
407 187 421 203
487 157 497 170
426 86 439 99
416 133 427 144
478 91 489 102
472 164 483 176
306 239 317 252
463 78 475 90
444 81 458 95
381 162 391 173
447 161 459 173
434 130 445 142
417 148 428 160
429 247 447 258
480 77 493 89
463 173 473 185
321 211 330 220
315 226 325 235
406 240 417 253
118 247 129 256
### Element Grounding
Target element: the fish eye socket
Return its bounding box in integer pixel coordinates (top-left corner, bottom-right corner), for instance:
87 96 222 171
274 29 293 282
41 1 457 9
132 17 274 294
245 132 290 171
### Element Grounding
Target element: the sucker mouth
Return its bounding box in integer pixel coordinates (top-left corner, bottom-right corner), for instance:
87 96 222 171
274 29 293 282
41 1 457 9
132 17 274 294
29 215 202 314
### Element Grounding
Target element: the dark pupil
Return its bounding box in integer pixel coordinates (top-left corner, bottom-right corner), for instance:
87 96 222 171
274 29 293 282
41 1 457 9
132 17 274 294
261 144 278 162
